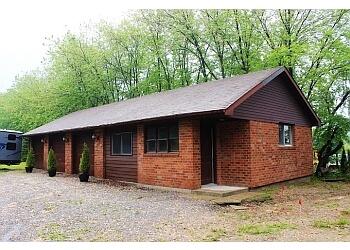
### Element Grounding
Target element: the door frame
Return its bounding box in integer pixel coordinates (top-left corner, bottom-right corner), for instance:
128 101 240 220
200 120 216 185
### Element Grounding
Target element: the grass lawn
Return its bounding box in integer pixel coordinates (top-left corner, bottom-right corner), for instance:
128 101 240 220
0 162 26 172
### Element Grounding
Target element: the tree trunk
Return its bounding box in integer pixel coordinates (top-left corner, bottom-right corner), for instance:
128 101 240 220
315 141 343 177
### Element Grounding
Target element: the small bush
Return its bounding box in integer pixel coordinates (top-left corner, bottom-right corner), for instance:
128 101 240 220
47 148 57 171
79 143 90 174
26 148 35 168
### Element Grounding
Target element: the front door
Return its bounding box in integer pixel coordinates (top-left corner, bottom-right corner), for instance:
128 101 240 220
72 131 94 176
200 121 215 185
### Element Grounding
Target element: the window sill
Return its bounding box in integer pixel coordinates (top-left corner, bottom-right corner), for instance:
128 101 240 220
278 145 294 149
144 152 180 157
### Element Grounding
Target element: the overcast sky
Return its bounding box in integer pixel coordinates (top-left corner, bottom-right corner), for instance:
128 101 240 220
0 0 347 93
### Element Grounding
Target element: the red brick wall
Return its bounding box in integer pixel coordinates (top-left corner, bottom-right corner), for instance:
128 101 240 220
93 128 105 178
64 132 72 174
249 121 313 187
216 120 251 186
137 119 201 190
43 135 49 170
216 120 313 188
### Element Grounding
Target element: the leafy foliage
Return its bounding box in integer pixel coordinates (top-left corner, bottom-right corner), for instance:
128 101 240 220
26 147 35 168
47 148 57 171
79 143 90 174
1 10 350 169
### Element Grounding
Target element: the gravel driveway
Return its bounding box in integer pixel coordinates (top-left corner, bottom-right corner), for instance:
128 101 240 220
3 169 350 242
0 169 222 242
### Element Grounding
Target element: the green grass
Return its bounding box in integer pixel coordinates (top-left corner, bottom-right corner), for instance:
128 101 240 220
237 211 250 221
312 220 332 228
40 223 69 241
201 228 228 242
0 162 26 172
325 183 342 190
238 222 297 235
326 203 340 208
312 217 350 228
243 193 272 205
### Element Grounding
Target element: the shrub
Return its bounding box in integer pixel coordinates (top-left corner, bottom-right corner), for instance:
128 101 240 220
79 143 90 174
26 148 35 168
47 148 57 171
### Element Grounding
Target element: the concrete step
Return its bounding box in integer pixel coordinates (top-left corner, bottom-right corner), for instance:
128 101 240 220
192 186 248 198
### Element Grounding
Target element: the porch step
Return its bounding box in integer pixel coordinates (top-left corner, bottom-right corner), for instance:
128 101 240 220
192 185 248 198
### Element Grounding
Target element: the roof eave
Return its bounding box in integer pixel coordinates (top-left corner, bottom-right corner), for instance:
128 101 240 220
224 82 265 116
23 110 225 137
282 68 321 127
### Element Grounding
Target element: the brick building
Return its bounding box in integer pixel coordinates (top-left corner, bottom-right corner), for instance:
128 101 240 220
24 66 320 190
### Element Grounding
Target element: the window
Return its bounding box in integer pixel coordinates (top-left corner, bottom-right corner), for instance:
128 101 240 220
279 124 293 146
146 125 179 153
6 143 16 150
112 132 132 155
8 134 16 140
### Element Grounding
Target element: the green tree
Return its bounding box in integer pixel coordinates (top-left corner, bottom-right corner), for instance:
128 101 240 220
1 9 350 175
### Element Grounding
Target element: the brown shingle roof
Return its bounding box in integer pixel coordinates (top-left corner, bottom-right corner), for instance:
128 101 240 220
24 66 319 136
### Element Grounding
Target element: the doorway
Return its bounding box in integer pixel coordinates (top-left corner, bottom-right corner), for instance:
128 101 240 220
200 121 216 185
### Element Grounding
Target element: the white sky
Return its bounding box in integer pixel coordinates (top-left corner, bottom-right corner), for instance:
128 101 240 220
0 0 348 93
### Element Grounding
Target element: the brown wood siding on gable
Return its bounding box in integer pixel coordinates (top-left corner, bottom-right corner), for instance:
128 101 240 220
231 76 312 126
105 127 137 182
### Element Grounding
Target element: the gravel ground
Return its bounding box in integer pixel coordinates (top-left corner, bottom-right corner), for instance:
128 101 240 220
1 169 350 242
0 169 224 242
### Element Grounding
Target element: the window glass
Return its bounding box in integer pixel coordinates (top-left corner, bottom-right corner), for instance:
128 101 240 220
6 143 16 150
112 132 132 155
147 140 156 152
122 133 132 154
8 134 16 140
169 138 179 151
158 127 168 139
147 128 156 139
157 139 168 152
146 124 179 153
279 125 284 145
112 134 122 154
279 124 292 146
169 126 178 139
284 125 291 145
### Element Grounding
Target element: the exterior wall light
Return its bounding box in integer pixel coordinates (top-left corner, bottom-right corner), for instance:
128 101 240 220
62 136 69 142
92 134 99 141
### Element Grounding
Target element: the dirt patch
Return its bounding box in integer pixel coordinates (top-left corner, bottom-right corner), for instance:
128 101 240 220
204 180 350 241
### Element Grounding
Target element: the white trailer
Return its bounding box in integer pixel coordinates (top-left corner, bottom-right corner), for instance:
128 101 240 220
0 129 23 165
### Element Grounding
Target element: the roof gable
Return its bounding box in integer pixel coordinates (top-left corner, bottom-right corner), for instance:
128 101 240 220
232 73 316 126
24 66 320 136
